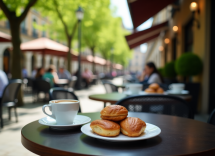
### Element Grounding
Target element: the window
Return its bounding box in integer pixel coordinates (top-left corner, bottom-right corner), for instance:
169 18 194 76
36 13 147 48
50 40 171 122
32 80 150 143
32 18 38 38
21 19 27 35
184 19 193 52
42 21 46 37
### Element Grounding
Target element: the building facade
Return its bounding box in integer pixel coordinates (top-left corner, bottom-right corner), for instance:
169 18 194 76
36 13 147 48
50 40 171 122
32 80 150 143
128 46 146 73
144 0 211 113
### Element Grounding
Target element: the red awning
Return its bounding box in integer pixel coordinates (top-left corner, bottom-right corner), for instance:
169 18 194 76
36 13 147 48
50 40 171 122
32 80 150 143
20 37 77 57
125 21 168 49
0 31 11 42
127 0 175 29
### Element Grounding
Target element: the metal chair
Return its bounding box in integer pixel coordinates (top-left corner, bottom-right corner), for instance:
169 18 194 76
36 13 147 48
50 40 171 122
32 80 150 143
116 94 194 119
32 79 51 102
101 81 119 107
102 81 118 93
208 109 215 125
0 79 22 128
49 88 81 112
68 76 77 88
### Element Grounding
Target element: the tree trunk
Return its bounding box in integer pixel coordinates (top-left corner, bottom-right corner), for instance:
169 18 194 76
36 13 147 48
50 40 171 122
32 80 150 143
67 37 72 73
91 47 95 74
10 20 23 106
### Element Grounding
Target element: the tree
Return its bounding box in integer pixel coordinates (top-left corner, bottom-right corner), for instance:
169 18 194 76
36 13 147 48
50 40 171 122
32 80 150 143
36 0 82 72
98 17 131 71
81 0 112 73
0 0 38 106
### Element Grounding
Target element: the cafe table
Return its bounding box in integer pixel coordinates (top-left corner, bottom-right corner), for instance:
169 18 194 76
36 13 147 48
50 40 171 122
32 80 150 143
21 112 215 156
56 79 69 86
89 92 192 104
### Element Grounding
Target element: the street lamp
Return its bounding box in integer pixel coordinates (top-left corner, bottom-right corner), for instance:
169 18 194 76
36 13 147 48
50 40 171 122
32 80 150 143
76 6 84 90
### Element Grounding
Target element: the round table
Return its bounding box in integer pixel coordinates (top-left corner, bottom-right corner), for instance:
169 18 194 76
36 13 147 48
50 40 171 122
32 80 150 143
56 79 69 85
89 92 192 104
21 112 215 156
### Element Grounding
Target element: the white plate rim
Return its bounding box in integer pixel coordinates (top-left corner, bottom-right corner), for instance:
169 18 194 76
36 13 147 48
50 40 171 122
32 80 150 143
167 90 189 95
124 91 167 95
38 115 91 127
81 123 161 142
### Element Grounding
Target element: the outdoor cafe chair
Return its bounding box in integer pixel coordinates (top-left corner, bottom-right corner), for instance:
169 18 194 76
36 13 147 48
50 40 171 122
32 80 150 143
208 108 215 125
116 94 194 119
49 88 81 112
102 81 118 93
32 79 50 102
0 79 22 128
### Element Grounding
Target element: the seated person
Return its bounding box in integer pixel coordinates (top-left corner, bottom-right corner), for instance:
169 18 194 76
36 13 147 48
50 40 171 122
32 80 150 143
139 62 163 84
57 66 72 80
35 67 45 79
82 68 93 86
0 70 8 101
43 65 59 87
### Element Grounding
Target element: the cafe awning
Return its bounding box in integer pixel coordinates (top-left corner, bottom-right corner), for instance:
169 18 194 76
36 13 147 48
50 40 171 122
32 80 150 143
127 0 176 28
125 21 168 49
0 31 11 42
20 37 76 57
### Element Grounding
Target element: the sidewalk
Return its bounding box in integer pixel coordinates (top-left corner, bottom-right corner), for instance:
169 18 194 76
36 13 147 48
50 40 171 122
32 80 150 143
0 83 106 156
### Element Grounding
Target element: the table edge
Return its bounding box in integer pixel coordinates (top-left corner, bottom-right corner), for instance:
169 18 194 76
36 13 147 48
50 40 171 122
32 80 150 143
89 95 118 103
21 131 87 156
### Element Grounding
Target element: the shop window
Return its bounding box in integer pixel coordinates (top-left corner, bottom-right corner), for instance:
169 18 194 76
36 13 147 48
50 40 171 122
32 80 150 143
172 37 177 60
184 20 193 52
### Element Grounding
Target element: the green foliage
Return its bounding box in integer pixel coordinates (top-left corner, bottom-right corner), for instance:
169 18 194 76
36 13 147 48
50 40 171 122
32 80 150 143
158 67 165 77
175 53 203 76
164 61 177 78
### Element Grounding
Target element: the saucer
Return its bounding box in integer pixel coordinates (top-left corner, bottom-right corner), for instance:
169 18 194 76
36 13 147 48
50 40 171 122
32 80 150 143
39 115 91 130
167 90 189 95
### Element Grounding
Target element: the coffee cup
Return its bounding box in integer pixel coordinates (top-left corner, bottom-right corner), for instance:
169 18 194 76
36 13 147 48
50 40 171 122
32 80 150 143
127 84 142 94
169 83 185 94
42 99 79 125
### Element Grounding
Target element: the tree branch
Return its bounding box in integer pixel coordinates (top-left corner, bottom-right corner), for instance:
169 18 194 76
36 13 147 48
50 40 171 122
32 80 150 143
18 0 38 22
0 0 11 20
53 0 69 38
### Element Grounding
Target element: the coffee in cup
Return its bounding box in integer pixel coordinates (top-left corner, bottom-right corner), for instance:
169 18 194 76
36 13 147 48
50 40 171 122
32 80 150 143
127 84 142 94
169 83 185 94
42 99 79 125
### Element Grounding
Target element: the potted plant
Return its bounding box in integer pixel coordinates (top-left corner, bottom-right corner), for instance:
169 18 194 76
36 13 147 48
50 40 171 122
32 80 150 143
175 52 203 114
175 53 203 81
164 61 177 79
158 67 165 77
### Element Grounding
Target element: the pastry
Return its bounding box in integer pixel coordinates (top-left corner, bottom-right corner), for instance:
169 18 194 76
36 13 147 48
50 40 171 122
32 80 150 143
90 120 120 137
149 83 159 90
145 88 156 93
120 117 146 137
100 105 128 121
157 87 164 93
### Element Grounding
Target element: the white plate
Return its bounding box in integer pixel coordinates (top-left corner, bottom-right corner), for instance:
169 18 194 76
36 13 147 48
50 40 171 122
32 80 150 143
124 91 167 96
81 123 161 142
167 90 189 95
39 115 91 130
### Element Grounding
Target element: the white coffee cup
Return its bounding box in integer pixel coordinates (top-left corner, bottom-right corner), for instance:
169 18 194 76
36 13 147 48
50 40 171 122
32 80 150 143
42 99 79 125
127 84 142 94
169 83 185 94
